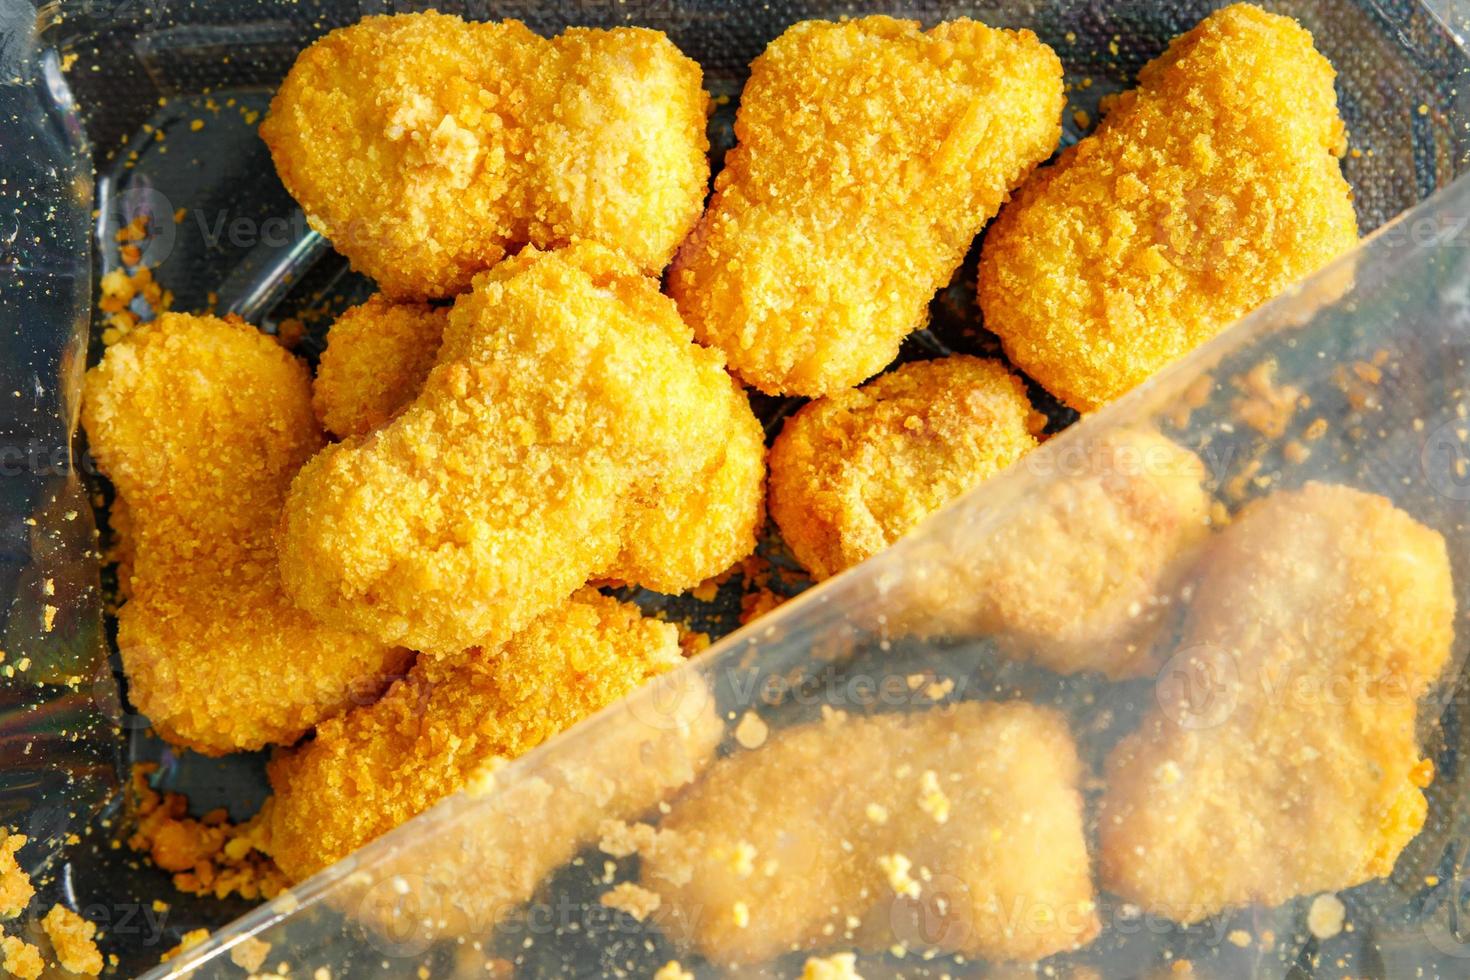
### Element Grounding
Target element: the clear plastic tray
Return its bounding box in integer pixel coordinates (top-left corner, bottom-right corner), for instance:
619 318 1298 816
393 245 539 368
1 0 1469 976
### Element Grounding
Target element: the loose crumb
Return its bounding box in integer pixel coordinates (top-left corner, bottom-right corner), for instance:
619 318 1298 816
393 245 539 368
732 900 750 929
1231 360 1300 438
1227 928 1251 948
877 853 921 899
734 711 768 750
917 770 951 824
652 962 693 980
229 936 272 973
802 952 864 979
0 935 42 979
597 820 658 859
1307 893 1346 939
0 832 34 919
599 883 661 922
41 905 103 976
160 928 211 963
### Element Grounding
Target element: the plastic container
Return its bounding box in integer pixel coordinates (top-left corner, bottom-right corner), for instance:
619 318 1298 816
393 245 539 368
2 0 1469 976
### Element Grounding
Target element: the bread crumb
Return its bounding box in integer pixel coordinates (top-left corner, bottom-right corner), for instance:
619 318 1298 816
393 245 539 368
732 900 750 929
160 928 210 963
41 905 103 976
0 935 42 979
0 832 34 918
599 883 661 922
734 711 768 750
917 770 951 824
229 936 272 972
597 820 658 859
802 952 864 979
1231 359 1300 438
1307 893 1345 939
1227 929 1251 948
652 962 693 980
877 853 921 899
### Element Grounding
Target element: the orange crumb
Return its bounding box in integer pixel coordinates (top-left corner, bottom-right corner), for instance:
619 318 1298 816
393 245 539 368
0 935 41 979
41 905 102 976
0 831 34 919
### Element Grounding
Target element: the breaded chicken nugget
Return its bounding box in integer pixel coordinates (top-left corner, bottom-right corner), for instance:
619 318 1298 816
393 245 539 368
669 16 1064 397
337 662 723 941
1099 483 1454 922
312 296 447 439
278 243 761 655
261 12 710 300
309 291 767 590
643 703 1099 963
768 357 1043 580
979 4 1359 411
948 428 1212 678
268 589 681 881
81 314 409 754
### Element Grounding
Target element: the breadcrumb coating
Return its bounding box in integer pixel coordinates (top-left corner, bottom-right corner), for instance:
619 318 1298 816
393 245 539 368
1099 483 1454 922
261 12 710 299
278 244 760 655
312 296 447 438
979 3 1358 411
81 314 409 754
267 589 681 881
768 357 1043 580
340 663 723 941
669 16 1063 396
643 703 1098 963
939 428 1212 678
308 292 766 590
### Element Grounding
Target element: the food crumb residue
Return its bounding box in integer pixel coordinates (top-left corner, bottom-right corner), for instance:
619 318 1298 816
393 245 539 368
0 935 42 980
801 952 864 979
877 853 921 899
599 882 661 922
41 905 103 976
917 770 951 824
1307 892 1346 939
229 935 273 973
160 927 211 963
652 961 693 980
0 831 34 919
734 711 769 750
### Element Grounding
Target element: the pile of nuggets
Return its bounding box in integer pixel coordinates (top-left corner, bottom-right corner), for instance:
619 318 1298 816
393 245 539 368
79 1 1455 968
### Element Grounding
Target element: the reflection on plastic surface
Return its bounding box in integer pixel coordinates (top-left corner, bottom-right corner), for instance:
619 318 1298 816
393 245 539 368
0 0 1468 975
153 177 1470 976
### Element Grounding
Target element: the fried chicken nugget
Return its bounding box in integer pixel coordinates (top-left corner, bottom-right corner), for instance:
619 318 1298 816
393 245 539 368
768 357 1044 580
669 16 1064 397
643 703 1099 963
1099 483 1454 922
979 4 1359 411
310 292 767 592
278 243 762 655
312 296 447 439
268 588 683 881
261 12 710 300
80 314 409 754
946 428 1212 678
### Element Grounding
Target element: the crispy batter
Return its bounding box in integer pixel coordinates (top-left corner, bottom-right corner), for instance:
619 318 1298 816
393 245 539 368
278 244 761 655
1099 483 1454 922
768 357 1043 580
261 12 710 299
643 703 1099 963
80 314 410 753
266 589 683 881
308 291 767 592
0 832 32 920
313 296 448 438
979 4 1358 411
669 16 1064 396
942 428 1212 678
340 664 723 941
40 905 102 977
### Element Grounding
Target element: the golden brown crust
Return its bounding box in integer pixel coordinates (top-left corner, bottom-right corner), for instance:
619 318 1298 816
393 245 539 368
313 296 448 438
768 356 1043 580
1099 483 1455 921
979 3 1359 411
277 243 759 655
261 13 710 299
669 16 1064 396
266 589 682 882
643 703 1099 963
81 314 409 754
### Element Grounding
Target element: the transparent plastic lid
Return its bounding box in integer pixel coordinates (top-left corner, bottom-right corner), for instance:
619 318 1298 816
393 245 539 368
1 0 1470 977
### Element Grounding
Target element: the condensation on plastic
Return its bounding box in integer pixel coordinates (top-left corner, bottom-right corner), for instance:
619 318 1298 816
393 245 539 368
0 0 1468 975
